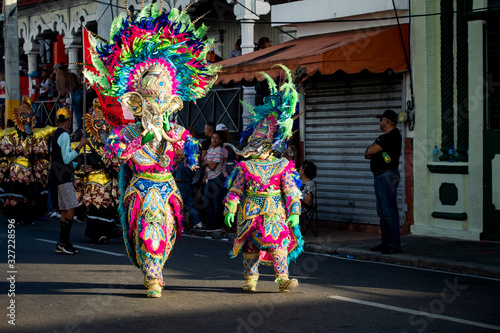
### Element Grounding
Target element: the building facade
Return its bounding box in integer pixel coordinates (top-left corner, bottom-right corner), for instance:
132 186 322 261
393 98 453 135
412 0 500 241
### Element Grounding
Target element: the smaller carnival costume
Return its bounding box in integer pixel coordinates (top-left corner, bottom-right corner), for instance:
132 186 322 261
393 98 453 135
0 97 55 223
224 66 304 292
84 3 217 297
75 99 121 243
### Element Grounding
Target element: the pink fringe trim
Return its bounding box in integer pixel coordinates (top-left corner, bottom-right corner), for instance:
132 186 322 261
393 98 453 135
169 194 184 238
128 194 142 239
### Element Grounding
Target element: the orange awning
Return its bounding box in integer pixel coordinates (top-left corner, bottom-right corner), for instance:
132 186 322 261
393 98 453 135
215 24 409 85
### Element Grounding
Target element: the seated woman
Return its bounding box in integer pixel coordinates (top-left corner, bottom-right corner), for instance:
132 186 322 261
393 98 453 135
299 160 317 214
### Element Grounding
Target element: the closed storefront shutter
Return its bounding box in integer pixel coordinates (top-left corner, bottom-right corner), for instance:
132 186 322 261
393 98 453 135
304 73 406 225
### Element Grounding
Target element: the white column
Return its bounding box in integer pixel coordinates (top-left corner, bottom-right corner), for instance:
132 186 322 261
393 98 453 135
67 45 81 75
228 0 270 126
27 51 39 75
240 20 255 55
241 20 256 126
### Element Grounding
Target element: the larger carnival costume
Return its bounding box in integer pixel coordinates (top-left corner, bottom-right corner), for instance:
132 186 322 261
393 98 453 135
0 97 55 224
223 66 304 292
84 3 217 297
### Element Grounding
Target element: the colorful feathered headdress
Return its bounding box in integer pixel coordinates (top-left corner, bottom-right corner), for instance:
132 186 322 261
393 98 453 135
83 3 219 122
227 65 300 157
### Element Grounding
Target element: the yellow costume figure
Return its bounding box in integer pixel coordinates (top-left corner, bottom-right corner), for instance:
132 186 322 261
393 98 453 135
0 97 56 224
74 99 121 243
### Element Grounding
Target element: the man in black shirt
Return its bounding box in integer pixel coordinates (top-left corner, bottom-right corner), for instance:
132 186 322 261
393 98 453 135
364 110 402 254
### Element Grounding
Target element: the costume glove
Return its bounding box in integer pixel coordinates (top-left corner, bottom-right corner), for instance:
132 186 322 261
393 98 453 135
286 215 300 227
224 213 234 227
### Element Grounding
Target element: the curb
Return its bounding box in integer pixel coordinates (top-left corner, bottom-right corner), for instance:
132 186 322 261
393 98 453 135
304 243 500 279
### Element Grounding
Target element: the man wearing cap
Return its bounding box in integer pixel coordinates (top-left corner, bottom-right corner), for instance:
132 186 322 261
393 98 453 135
51 108 88 254
256 37 272 50
28 71 40 102
364 109 402 254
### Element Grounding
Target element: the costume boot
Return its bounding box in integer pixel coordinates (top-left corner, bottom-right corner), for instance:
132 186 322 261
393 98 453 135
146 278 162 298
242 252 260 291
271 249 298 292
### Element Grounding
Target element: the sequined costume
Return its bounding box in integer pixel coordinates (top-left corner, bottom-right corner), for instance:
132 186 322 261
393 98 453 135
84 3 217 297
0 97 56 223
74 99 121 242
224 66 304 292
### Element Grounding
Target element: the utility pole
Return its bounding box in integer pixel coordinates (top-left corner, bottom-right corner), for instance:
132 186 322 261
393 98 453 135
4 0 20 126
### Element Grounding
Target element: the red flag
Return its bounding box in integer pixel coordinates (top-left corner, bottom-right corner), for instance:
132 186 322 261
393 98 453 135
82 26 134 127
82 26 100 78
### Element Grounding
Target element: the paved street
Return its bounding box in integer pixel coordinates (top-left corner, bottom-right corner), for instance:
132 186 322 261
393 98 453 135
1 217 500 332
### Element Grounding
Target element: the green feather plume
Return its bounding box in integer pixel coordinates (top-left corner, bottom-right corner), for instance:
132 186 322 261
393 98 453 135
108 11 127 45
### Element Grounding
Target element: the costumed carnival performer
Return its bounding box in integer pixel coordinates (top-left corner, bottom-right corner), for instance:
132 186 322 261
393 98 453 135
0 97 56 224
223 66 304 292
74 98 121 243
83 3 218 297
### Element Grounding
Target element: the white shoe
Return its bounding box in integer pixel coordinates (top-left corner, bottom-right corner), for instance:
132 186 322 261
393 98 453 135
50 212 59 219
194 222 203 229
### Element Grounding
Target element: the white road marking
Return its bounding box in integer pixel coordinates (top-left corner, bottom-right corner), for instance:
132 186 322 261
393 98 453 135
36 238 126 256
328 295 500 331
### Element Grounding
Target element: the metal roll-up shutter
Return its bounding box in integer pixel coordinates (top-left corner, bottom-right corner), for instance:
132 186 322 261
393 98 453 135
304 74 406 225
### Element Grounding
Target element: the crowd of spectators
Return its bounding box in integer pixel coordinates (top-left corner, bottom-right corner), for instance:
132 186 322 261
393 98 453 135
0 64 84 133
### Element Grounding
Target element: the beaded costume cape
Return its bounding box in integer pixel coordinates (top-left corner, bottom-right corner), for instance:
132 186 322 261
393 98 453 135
224 156 303 265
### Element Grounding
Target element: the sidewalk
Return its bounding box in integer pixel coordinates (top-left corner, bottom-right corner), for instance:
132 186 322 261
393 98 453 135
187 226 500 279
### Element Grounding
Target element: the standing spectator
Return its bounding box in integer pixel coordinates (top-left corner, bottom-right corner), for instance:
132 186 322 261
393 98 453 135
299 160 317 213
19 70 30 98
175 154 202 229
216 123 230 178
51 107 88 255
0 72 5 105
201 122 216 161
201 131 225 230
255 36 272 51
228 39 242 58
38 67 56 125
192 121 216 225
55 64 84 132
364 109 402 255
28 71 41 101
28 71 41 122
39 68 56 100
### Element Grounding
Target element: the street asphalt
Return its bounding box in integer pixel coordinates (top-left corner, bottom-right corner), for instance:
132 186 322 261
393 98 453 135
188 226 500 280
